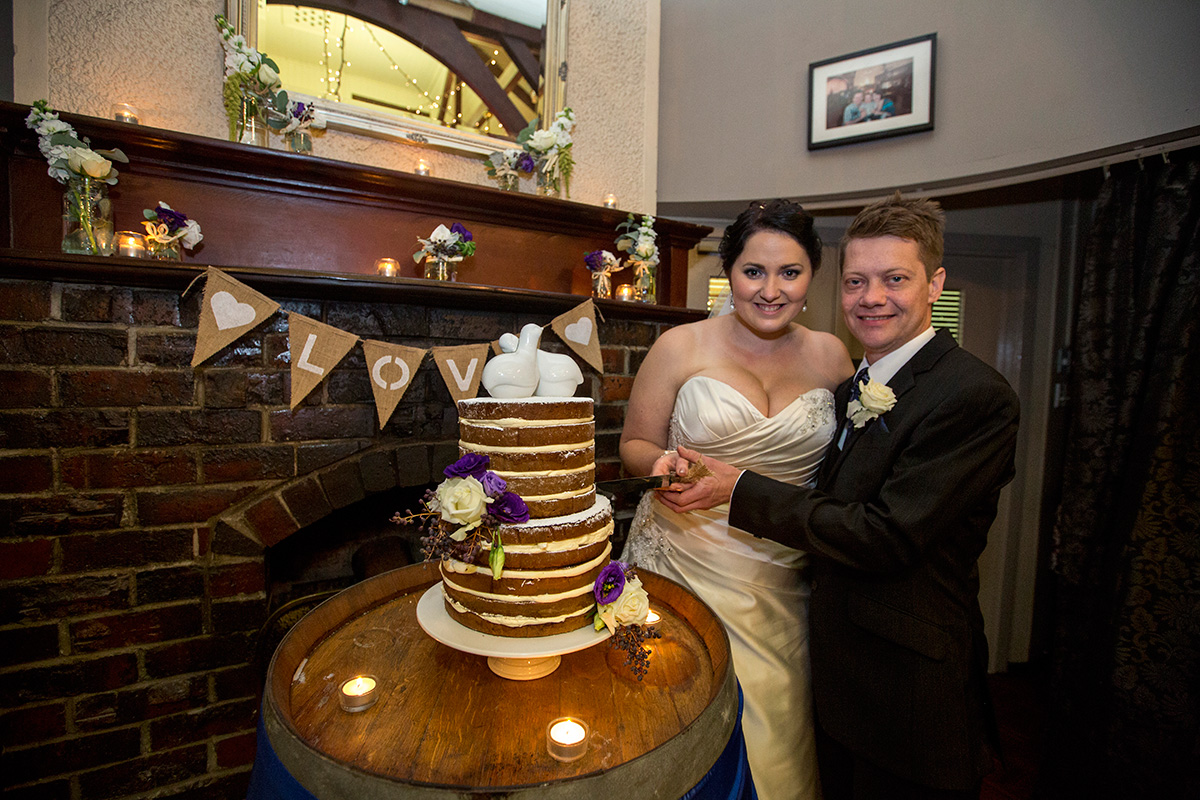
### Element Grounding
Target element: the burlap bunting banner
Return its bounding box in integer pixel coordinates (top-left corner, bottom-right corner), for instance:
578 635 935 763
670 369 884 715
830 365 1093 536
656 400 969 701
550 299 603 373
362 340 427 429
191 267 280 366
432 343 491 403
287 313 360 409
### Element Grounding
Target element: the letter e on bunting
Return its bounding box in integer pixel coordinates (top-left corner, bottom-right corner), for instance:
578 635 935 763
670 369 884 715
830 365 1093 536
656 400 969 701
432 343 491 402
287 313 360 409
550 299 603 373
192 268 280 366
362 340 427 428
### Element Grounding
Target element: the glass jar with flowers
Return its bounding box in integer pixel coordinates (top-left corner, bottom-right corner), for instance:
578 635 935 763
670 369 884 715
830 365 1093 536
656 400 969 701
616 214 660 303
26 100 127 257
281 100 325 154
584 249 623 300
517 107 574 198
216 14 287 147
414 222 476 281
142 202 203 261
485 149 535 192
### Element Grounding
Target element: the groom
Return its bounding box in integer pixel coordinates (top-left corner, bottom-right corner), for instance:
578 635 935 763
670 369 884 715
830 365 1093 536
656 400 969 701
661 194 1019 799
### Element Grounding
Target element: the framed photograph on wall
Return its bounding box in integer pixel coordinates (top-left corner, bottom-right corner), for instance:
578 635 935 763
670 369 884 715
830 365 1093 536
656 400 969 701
807 33 936 150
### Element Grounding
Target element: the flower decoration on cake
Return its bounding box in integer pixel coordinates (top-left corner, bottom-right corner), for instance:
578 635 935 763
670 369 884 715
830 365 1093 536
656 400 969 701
847 377 897 428
394 453 529 579
517 107 574 196
414 222 477 265
486 148 535 191
593 561 661 680
142 202 204 251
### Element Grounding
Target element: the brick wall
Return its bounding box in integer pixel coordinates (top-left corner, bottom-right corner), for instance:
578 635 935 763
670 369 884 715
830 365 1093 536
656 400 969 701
0 273 672 800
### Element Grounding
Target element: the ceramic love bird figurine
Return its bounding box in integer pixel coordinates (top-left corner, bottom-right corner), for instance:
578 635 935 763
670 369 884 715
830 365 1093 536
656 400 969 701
534 349 583 397
481 323 541 397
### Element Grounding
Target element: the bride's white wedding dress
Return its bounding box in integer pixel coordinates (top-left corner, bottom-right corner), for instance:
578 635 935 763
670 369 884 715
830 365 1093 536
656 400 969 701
624 376 835 800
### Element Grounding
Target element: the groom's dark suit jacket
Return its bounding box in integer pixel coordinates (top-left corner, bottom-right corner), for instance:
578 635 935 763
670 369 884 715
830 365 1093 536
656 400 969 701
729 329 1019 791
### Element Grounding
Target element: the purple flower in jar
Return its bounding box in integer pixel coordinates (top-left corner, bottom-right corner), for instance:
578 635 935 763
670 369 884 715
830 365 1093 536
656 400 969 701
444 453 489 480
584 250 605 273
594 561 627 605
450 222 473 242
516 153 535 173
292 102 307 119
155 205 189 233
480 470 507 496
490 491 529 523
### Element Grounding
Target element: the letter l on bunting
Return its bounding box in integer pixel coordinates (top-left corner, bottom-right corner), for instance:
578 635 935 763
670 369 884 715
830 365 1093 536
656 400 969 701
287 313 360 409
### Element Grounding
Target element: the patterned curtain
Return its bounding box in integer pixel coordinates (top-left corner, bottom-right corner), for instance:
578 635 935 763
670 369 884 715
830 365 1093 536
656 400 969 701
1041 151 1200 798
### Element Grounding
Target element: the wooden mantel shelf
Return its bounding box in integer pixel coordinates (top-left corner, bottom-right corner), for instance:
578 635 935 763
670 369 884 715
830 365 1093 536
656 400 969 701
0 102 710 307
0 249 705 323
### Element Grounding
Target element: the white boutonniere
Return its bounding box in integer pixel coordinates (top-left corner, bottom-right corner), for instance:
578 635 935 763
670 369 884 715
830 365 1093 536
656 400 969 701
846 378 896 428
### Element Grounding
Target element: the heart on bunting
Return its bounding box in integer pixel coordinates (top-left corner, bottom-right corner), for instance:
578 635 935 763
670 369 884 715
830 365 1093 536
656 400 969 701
550 299 602 373
191 267 281 367
563 316 593 346
210 291 258 330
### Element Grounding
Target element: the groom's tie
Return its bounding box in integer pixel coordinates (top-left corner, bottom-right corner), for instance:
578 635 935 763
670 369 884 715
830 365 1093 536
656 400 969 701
837 367 870 450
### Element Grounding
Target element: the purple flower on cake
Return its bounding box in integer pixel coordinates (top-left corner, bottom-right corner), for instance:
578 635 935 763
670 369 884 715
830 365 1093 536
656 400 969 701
490 491 530 524
480 470 507 496
594 561 627 605
444 453 489 480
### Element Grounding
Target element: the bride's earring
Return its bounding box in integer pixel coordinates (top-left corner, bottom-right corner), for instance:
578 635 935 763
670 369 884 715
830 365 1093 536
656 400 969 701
802 299 808 312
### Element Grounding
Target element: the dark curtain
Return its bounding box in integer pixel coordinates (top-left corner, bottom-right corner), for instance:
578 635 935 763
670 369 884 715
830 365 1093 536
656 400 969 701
1041 151 1200 798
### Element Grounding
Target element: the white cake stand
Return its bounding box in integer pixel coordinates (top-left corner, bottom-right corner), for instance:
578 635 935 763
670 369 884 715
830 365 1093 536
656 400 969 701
416 583 611 680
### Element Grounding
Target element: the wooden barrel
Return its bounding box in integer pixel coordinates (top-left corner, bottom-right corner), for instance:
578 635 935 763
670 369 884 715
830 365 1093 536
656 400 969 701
259 561 738 799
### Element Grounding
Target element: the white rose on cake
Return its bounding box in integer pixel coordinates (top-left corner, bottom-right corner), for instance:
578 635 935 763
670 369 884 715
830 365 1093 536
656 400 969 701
597 575 650 631
430 476 490 539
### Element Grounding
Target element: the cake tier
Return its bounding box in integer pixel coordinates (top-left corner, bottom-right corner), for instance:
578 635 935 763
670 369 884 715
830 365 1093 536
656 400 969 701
458 396 596 518
440 540 610 638
475 495 612 569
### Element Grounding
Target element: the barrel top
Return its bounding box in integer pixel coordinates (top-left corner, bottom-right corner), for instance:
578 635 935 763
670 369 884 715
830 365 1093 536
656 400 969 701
265 562 733 794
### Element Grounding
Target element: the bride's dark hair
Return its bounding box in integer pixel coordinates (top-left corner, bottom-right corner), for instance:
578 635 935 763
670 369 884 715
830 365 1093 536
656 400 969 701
718 199 822 276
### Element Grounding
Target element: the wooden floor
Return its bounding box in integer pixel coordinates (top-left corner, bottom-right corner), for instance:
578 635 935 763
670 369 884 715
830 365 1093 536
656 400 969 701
981 667 1047 800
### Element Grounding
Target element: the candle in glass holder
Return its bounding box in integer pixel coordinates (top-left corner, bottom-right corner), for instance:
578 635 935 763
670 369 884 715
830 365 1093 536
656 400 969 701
547 716 589 762
646 608 661 625
415 158 430 177
112 103 140 124
603 193 618 208
375 257 400 277
339 675 378 712
115 231 146 258
616 284 635 302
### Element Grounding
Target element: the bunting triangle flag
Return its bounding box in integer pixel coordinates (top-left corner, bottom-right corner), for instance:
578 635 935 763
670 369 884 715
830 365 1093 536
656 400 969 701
550 299 603 373
191 267 280 366
287 313 360 409
432 343 491 402
362 340 427 429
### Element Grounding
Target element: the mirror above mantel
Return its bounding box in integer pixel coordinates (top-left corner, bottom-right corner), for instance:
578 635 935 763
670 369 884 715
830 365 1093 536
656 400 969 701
226 0 568 156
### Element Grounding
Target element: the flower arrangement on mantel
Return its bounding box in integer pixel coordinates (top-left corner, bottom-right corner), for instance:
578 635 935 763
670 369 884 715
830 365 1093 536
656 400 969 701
414 222 476 280
485 148 536 191
26 100 129 256
517 107 575 197
583 248 624 299
215 13 288 140
616 214 660 302
142 202 203 260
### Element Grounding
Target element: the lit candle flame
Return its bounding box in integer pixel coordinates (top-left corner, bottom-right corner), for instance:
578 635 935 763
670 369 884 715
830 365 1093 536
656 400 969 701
646 608 661 624
549 719 586 746
343 676 376 696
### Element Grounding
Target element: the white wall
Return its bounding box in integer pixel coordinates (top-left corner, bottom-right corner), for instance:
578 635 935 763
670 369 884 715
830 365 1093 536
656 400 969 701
657 0 1200 208
14 0 658 213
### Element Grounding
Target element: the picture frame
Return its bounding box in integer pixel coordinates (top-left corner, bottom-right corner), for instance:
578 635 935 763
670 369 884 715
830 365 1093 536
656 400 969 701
807 33 936 150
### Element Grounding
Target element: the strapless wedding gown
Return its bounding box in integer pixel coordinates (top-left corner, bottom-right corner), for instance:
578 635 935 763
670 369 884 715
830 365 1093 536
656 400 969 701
624 376 835 800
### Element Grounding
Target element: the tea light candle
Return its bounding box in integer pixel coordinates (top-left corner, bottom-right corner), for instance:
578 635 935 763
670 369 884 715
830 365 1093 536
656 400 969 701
546 716 589 762
339 675 378 712
375 257 400 277
646 608 661 625
115 231 146 258
603 193 618 208
112 103 140 124
616 284 635 302
415 158 430 176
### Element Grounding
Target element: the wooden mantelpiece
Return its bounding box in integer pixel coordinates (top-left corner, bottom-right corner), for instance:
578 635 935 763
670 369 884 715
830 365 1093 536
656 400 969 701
0 102 710 306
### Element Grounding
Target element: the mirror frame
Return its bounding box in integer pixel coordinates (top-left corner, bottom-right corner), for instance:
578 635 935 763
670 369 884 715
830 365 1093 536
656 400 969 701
226 0 568 156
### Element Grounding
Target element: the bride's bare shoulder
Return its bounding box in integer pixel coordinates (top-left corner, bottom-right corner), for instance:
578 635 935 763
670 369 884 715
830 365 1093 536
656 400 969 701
799 328 854 374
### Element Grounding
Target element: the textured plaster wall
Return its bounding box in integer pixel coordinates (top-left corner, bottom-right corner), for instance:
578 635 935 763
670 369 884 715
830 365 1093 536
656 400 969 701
30 0 654 209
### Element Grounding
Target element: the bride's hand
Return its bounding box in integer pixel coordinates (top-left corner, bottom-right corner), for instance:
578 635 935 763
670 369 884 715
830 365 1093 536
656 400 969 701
651 448 687 477
656 446 742 512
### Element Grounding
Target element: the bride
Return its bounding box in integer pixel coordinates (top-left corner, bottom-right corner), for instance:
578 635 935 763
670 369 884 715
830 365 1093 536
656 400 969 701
620 199 852 800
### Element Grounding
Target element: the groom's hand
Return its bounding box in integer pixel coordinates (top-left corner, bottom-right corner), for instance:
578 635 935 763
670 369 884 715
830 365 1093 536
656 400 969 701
656 446 743 513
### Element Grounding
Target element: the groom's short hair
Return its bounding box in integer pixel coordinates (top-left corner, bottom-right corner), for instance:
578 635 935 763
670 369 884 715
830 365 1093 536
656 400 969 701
840 192 945 279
